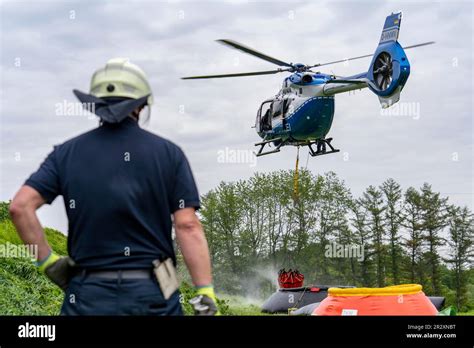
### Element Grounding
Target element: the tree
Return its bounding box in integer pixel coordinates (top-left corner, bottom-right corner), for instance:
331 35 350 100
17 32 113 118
200 190 221 266
381 178 403 284
360 185 386 287
323 173 353 283
445 206 473 310
200 182 244 292
0 201 10 222
402 187 425 286
349 201 373 286
419 183 448 295
195 171 472 309
237 175 266 262
266 171 292 268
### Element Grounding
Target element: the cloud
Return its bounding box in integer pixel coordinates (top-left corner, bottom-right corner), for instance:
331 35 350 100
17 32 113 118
0 0 472 233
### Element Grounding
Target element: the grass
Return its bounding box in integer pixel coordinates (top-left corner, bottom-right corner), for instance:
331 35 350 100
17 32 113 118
0 220 253 316
226 303 264 315
458 309 474 316
0 220 65 315
219 295 266 315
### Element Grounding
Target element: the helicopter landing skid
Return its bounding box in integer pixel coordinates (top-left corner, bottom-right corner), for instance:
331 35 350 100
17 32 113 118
307 138 340 157
254 137 285 157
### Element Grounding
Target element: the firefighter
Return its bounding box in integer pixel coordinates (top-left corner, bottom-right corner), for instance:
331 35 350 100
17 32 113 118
9 58 218 315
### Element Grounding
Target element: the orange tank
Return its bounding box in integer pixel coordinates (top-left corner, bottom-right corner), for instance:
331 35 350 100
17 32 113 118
313 284 438 316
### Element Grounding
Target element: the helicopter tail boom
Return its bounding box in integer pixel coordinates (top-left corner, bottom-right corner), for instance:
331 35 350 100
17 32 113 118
322 74 369 95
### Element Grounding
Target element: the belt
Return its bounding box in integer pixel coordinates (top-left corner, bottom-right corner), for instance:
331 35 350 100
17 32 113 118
78 269 153 279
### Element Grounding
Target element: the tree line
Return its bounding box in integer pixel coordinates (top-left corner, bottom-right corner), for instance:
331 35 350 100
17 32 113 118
1 171 472 311
198 170 473 311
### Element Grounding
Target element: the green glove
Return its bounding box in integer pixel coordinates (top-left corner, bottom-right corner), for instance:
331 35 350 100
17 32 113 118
36 251 75 291
37 251 61 272
190 285 220 316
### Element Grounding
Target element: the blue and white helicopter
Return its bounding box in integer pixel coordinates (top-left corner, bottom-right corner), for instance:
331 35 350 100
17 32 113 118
182 12 434 157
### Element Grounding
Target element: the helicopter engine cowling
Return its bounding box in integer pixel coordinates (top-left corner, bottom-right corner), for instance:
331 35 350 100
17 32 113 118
367 41 410 107
301 74 313 83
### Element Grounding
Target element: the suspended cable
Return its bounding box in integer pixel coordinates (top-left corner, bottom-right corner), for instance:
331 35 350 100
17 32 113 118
293 146 300 203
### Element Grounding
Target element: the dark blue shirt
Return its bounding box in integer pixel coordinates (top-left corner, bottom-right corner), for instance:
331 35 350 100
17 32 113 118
25 118 200 269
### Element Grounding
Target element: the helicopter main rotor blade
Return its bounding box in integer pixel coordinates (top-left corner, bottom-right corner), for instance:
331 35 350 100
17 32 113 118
181 69 289 80
310 41 435 68
402 41 436 50
217 39 293 68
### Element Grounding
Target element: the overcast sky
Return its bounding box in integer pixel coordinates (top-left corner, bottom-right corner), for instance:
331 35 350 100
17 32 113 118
0 0 472 233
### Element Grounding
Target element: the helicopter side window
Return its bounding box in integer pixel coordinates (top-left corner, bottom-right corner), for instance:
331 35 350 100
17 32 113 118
282 99 290 116
271 100 283 118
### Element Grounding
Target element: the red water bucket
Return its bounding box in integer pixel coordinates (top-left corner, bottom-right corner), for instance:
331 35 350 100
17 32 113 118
278 269 304 289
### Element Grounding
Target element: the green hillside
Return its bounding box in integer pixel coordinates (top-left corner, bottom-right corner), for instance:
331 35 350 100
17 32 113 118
0 214 233 315
0 219 66 315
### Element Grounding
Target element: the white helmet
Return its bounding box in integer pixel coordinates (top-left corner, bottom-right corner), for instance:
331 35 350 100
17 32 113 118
77 58 154 125
90 58 153 106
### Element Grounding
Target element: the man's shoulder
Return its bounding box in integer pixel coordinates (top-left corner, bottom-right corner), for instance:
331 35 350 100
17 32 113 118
55 126 183 156
138 128 181 149
138 129 186 161
53 127 103 151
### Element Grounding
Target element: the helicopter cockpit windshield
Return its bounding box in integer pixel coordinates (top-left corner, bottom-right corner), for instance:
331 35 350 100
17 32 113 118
257 100 272 132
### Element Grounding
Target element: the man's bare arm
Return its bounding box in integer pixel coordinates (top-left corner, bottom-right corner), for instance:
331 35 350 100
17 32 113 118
173 207 212 287
9 185 51 261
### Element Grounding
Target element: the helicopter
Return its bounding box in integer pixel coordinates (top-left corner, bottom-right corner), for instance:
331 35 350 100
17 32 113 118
182 12 434 157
